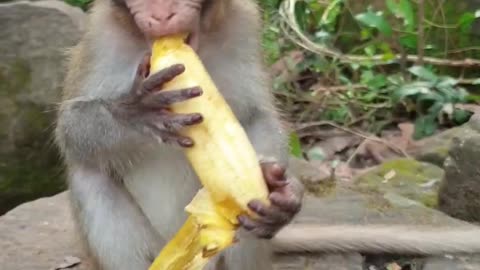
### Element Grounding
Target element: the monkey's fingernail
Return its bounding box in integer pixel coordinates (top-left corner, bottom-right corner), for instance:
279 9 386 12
247 201 263 213
189 87 203 96
237 215 255 230
272 164 286 178
173 64 186 72
179 138 194 147
191 114 203 123
237 215 247 225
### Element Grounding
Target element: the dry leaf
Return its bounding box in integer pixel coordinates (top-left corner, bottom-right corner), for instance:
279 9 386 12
54 256 81 270
383 170 396 183
386 262 402 270
334 162 354 182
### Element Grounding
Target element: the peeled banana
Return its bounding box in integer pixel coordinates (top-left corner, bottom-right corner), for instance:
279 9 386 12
147 35 269 269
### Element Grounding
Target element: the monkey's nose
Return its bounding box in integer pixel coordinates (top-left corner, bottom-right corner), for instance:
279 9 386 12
152 12 177 23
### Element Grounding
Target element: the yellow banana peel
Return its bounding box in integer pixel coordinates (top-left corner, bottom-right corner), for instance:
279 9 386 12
147 35 269 270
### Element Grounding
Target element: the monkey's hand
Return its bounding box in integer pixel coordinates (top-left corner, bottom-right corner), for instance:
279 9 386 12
112 53 203 147
237 162 304 239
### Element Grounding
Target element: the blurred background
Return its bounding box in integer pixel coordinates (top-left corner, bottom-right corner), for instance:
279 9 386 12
3 0 480 269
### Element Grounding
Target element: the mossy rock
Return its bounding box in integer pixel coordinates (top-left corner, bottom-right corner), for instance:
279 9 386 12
438 132 480 222
410 126 477 167
355 159 444 208
0 1 85 214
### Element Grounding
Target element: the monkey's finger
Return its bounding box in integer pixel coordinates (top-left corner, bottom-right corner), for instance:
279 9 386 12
247 200 290 225
136 52 152 79
143 64 185 93
149 126 195 148
238 215 278 239
162 113 204 130
269 190 301 214
143 87 203 107
261 162 287 189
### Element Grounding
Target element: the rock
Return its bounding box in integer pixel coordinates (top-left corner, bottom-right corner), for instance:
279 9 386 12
274 254 363 270
0 192 92 270
409 126 475 167
1 165 477 270
423 255 480 270
0 0 85 214
438 130 480 222
355 158 444 208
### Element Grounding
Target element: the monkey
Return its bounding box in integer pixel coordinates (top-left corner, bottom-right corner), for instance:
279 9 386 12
53 0 480 268
54 0 303 269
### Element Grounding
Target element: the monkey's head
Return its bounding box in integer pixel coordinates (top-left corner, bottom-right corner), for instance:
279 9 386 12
118 0 227 49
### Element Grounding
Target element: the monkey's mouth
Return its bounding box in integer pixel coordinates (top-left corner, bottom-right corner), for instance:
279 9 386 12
185 29 200 51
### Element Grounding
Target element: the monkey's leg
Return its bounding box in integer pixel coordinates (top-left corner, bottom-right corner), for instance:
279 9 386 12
69 166 164 270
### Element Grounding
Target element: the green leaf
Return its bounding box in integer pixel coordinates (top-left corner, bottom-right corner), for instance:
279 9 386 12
393 81 433 101
319 0 344 30
355 9 393 37
408 66 438 81
307 147 326 161
437 77 459 88
399 34 417 49
386 0 415 31
288 132 303 158
295 1 309 31
466 94 480 102
414 115 438 139
458 12 476 33
452 109 472 124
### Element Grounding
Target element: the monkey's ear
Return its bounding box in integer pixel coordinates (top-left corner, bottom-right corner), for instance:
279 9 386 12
202 0 230 31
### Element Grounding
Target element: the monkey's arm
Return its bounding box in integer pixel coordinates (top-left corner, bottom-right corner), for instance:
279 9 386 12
56 98 147 167
56 54 202 168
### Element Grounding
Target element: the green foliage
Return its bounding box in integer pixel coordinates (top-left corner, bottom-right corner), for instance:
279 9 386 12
261 0 480 139
64 0 92 10
288 132 303 157
392 66 471 138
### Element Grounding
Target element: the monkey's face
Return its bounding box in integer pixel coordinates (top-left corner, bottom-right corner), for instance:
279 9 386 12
124 0 218 49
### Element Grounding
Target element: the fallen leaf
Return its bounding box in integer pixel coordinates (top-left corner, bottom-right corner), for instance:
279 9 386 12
386 262 402 270
55 256 81 270
419 179 440 188
308 135 360 161
334 162 354 182
383 170 396 183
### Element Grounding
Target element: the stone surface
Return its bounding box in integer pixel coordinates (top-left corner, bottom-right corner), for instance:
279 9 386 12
0 0 85 214
355 158 444 208
1 186 479 270
409 125 475 167
0 192 92 270
423 255 480 270
438 129 480 223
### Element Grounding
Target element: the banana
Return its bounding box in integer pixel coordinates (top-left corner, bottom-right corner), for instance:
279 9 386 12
148 35 269 270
